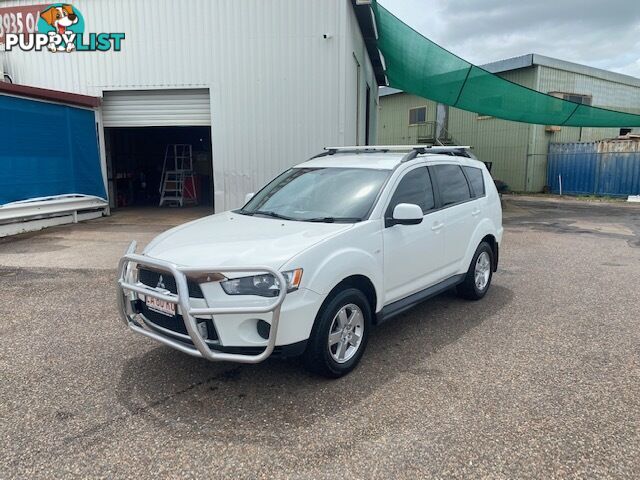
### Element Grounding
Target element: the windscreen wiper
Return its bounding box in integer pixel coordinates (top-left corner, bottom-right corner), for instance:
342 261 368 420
251 210 295 220
306 217 362 223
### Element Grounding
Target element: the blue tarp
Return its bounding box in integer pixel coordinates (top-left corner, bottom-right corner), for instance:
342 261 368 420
0 94 106 205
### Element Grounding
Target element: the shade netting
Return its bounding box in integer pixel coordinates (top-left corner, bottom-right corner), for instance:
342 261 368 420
374 2 640 127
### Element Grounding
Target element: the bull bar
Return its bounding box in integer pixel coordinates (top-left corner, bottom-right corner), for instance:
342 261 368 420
116 241 287 364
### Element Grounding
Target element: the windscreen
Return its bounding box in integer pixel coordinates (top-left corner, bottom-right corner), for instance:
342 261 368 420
240 167 390 222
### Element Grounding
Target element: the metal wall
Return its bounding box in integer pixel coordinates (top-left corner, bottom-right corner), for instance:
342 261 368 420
378 68 536 191
526 65 638 192
446 70 536 192
1 0 378 211
376 93 437 144
548 140 640 196
379 63 640 193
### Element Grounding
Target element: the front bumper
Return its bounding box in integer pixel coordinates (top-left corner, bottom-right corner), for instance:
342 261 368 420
116 241 290 364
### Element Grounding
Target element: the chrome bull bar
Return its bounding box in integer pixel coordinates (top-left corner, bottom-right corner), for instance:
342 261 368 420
116 241 287 364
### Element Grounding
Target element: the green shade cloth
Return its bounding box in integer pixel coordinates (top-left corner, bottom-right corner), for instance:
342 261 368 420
374 2 640 127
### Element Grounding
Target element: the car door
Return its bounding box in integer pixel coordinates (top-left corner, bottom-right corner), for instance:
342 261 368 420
382 166 447 304
430 163 477 277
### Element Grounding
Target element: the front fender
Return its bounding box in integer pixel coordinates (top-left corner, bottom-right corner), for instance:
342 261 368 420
310 248 382 302
282 221 384 312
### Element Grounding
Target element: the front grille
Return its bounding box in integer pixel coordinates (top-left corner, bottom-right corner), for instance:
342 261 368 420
138 267 204 298
141 305 188 334
139 303 219 342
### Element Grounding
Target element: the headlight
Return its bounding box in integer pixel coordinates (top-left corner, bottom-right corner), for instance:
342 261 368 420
220 269 303 297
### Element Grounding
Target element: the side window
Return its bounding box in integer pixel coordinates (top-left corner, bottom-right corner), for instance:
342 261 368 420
463 166 485 197
432 165 471 207
386 167 435 216
409 106 427 125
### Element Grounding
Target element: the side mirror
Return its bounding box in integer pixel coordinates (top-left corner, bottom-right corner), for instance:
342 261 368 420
244 193 255 204
389 203 423 226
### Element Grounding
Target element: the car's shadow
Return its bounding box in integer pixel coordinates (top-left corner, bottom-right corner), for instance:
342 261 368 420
116 285 513 442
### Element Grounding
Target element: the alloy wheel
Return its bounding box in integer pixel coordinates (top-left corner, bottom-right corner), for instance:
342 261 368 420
327 303 364 363
474 251 491 291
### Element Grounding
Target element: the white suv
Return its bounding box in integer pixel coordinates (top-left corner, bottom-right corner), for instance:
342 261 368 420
117 146 503 377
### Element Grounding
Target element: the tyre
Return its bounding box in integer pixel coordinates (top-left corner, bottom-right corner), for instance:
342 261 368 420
457 241 493 300
302 288 372 378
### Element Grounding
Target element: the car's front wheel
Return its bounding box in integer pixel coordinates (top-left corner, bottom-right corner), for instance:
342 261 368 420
303 288 371 378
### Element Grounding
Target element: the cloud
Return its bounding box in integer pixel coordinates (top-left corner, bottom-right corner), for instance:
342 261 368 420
380 0 640 78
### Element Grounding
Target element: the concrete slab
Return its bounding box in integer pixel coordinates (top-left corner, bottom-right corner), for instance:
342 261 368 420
0 206 212 270
1 198 640 478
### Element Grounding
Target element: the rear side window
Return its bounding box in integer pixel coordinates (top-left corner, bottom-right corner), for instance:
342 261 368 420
387 167 435 216
464 166 485 197
432 165 471 206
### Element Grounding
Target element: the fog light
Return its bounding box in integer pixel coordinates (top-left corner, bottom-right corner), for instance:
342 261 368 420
256 320 271 339
196 321 209 340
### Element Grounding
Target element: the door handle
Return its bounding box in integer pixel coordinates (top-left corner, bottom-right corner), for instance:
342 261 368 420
431 222 444 232
471 208 481 217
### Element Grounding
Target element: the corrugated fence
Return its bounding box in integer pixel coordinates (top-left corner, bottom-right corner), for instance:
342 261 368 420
548 139 640 196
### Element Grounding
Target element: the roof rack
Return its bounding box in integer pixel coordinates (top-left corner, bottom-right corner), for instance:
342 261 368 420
311 145 473 162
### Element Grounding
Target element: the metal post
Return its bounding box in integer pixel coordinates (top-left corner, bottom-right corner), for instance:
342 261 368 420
559 174 563 196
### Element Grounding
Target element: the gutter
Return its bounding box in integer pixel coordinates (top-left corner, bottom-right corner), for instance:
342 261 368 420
0 81 101 108
351 0 387 86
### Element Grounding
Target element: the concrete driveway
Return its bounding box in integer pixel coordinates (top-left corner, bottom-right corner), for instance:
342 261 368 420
1 198 639 479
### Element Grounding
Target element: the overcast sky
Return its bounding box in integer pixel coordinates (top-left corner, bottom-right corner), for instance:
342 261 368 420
381 0 640 78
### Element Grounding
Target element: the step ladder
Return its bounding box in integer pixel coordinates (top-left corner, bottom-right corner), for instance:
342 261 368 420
159 144 198 207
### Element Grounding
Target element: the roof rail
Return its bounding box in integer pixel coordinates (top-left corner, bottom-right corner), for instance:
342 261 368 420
311 145 473 160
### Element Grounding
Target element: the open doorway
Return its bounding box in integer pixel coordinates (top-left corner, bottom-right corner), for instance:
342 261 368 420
105 126 214 210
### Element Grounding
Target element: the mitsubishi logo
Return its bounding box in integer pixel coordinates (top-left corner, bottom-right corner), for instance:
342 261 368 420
156 275 166 290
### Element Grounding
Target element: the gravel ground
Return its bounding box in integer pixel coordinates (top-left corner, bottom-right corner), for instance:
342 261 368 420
1 198 639 479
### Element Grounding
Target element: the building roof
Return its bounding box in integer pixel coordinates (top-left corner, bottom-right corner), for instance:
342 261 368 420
0 81 101 108
482 54 640 89
379 87 403 97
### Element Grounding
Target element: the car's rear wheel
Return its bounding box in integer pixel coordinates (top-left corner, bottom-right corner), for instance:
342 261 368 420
457 241 493 300
303 288 371 378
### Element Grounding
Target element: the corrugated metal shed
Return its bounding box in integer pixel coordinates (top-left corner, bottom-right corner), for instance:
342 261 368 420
447 69 536 191
378 54 640 192
376 92 437 145
2 0 379 211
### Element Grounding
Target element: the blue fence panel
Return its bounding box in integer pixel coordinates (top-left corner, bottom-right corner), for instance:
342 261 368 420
548 141 640 196
548 142 598 195
596 151 640 196
0 94 106 205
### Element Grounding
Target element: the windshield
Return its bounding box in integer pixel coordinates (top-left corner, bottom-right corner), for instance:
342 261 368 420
238 167 390 222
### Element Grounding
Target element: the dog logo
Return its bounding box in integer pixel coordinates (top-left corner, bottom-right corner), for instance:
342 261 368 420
38 3 82 52
4 3 124 53
40 5 78 36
